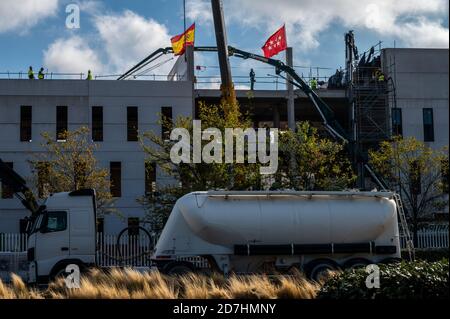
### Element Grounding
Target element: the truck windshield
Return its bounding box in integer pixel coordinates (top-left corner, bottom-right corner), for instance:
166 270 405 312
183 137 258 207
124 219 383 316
30 211 68 234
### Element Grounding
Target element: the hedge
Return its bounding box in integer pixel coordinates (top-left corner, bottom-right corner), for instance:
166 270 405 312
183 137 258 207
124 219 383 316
402 249 449 262
318 259 449 299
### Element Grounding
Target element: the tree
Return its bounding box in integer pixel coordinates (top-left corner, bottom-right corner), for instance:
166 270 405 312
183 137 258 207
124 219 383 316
274 121 356 190
369 136 449 245
139 101 262 231
139 103 357 231
28 127 116 216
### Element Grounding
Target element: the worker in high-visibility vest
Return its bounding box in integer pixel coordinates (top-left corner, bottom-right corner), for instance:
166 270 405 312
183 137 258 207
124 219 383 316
310 77 318 90
38 68 45 80
378 72 385 82
86 70 93 80
28 66 34 79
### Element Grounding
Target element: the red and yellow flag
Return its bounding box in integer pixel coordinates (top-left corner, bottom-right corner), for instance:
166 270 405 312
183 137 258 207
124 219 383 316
171 23 196 56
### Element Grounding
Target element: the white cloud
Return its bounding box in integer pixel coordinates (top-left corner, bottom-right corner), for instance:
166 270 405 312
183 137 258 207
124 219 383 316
43 36 104 74
186 0 212 25
187 0 449 49
94 10 173 73
0 0 59 33
43 10 175 76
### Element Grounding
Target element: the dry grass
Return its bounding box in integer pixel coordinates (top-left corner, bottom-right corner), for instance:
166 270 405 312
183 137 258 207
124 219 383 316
0 274 43 299
0 268 320 299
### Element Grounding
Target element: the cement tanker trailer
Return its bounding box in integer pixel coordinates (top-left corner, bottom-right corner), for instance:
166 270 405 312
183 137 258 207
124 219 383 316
152 191 402 279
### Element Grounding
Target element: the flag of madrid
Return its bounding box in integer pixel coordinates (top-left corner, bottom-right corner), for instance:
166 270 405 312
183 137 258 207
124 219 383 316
262 25 287 58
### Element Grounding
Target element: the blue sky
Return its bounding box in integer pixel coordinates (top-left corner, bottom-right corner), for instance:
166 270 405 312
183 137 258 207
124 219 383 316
0 0 448 88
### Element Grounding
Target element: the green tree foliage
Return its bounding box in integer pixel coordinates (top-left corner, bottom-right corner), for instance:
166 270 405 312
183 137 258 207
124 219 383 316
28 127 115 216
274 122 356 191
139 102 261 231
140 103 356 231
369 136 449 244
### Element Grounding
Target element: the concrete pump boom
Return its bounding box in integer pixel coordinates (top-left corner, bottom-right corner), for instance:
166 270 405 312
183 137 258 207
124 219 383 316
117 44 389 190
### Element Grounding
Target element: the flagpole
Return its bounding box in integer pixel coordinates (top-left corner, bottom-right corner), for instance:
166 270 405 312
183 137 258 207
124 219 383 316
183 0 187 61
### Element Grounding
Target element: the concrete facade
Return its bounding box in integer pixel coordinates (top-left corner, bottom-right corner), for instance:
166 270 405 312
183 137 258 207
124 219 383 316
382 48 449 149
0 79 193 233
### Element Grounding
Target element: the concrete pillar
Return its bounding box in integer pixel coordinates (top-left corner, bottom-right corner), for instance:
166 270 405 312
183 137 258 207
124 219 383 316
273 105 280 129
286 47 296 131
185 46 196 118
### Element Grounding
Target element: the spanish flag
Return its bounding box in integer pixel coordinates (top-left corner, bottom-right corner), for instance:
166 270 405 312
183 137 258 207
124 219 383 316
171 23 196 56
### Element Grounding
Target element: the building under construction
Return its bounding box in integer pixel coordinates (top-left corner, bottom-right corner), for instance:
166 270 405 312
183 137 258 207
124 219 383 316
0 32 448 233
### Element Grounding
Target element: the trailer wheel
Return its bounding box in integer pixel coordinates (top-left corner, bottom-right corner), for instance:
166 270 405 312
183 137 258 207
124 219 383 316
343 258 371 270
163 261 195 276
51 264 81 282
305 259 340 282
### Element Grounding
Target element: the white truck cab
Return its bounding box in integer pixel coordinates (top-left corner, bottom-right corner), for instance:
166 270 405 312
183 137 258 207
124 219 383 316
27 189 97 284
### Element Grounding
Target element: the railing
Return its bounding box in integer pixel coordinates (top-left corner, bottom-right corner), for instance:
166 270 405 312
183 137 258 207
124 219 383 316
1 227 448 255
0 233 27 252
0 72 87 80
0 72 182 81
97 233 155 267
400 225 449 249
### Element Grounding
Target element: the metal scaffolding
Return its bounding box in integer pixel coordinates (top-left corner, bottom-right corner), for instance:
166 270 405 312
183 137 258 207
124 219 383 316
346 33 396 188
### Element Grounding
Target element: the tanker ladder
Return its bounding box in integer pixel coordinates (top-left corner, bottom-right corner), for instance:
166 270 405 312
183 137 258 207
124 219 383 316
393 193 415 261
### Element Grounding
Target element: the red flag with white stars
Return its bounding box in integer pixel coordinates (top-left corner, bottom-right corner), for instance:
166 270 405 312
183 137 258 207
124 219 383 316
262 25 287 58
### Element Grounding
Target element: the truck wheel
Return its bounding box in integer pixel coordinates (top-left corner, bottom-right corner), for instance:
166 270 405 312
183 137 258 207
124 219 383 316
50 263 85 283
163 261 195 276
343 258 371 270
305 259 340 282
51 268 68 282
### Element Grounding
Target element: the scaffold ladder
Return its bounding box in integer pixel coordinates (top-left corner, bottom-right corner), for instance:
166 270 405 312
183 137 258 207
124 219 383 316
393 193 415 261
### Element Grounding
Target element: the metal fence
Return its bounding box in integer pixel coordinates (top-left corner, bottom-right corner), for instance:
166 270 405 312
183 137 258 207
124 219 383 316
0 232 209 269
0 233 27 252
400 225 449 249
1 227 448 255
97 233 155 267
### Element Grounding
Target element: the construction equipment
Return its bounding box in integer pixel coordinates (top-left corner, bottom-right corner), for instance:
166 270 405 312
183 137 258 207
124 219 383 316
393 193 415 260
152 191 402 279
0 159 39 215
210 0 237 109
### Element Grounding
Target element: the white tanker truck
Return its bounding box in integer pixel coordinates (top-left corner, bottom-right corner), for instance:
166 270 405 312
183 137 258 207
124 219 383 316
22 189 403 283
0 157 407 282
152 191 403 279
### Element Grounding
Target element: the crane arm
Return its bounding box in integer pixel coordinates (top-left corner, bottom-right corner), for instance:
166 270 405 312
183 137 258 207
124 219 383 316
227 46 389 191
228 46 348 143
117 47 174 80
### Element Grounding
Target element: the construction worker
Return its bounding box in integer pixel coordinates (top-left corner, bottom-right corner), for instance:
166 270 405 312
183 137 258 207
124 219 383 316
377 71 385 82
249 68 256 91
28 66 34 79
38 68 45 80
310 77 318 90
86 70 93 80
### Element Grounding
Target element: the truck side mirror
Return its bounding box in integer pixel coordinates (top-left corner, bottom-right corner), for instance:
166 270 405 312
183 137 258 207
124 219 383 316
39 213 49 233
